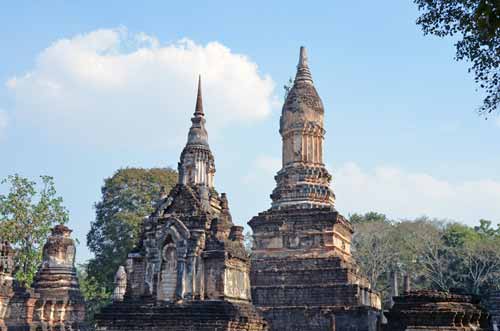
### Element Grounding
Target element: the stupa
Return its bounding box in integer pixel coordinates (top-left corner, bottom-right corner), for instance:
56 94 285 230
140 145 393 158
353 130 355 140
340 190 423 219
95 77 267 331
248 47 381 331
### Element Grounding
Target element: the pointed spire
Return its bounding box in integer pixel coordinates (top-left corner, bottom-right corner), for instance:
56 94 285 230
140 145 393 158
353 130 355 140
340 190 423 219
298 46 308 68
194 75 204 116
295 46 313 83
185 76 209 147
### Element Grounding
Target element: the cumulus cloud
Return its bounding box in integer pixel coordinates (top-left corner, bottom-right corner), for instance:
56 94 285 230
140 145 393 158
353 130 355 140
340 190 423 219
246 157 500 226
334 162 500 225
6 28 276 148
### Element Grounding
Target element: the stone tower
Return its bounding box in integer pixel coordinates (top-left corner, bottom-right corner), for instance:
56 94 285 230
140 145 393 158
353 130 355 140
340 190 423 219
249 47 381 331
95 77 267 331
272 46 335 209
31 224 87 330
2 225 87 331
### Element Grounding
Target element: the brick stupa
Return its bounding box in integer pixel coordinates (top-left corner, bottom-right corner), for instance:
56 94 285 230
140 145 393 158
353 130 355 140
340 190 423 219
1 225 87 331
95 77 267 331
248 47 381 331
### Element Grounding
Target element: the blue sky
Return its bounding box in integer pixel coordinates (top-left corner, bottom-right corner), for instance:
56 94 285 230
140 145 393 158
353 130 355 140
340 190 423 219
1 1 499 262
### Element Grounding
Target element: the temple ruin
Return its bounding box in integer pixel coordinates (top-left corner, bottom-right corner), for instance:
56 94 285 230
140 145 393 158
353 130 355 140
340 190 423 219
0 225 87 331
383 290 490 330
94 77 268 331
2 46 499 331
248 47 381 331
0 242 15 331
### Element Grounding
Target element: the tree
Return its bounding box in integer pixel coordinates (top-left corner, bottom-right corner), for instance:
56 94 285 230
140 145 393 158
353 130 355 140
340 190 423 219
351 212 398 306
460 237 500 294
414 0 500 115
474 219 500 236
444 221 500 294
0 174 69 287
77 263 111 330
350 212 391 225
352 219 398 290
407 219 455 291
86 167 177 293
352 212 500 306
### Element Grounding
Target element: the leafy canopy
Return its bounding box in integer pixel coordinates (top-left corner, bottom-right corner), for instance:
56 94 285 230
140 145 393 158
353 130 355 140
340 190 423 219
86 167 177 292
414 0 500 115
0 174 69 287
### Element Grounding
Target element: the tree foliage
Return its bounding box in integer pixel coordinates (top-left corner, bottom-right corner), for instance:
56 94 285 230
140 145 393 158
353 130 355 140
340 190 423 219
414 0 500 114
86 167 177 293
0 174 69 287
351 212 500 307
77 263 111 330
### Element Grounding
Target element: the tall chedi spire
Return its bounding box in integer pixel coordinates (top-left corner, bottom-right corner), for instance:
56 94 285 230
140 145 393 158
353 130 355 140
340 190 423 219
95 76 267 331
271 46 335 209
178 75 215 188
248 47 381 331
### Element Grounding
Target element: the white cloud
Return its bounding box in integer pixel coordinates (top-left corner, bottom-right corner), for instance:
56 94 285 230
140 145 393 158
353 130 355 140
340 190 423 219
6 28 276 148
334 162 500 226
245 157 500 226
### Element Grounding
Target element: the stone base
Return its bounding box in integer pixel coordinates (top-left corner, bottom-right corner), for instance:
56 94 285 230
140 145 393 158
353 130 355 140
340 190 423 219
383 290 490 331
258 306 379 331
250 255 380 331
6 322 88 331
95 300 268 331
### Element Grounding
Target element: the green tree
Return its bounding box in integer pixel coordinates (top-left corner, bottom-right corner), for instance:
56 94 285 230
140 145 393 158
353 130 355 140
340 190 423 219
0 174 69 287
86 167 177 293
77 263 111 330
350 212 391 225
414 0 500 115
474 219 500 236
444 221 500 294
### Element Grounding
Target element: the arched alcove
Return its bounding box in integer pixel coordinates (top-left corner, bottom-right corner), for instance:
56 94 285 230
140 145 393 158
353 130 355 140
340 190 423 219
156 217 190 302
157 235 177 301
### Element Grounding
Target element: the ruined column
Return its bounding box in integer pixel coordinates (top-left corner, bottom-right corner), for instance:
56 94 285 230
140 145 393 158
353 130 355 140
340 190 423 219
185 255 196 299
389 271 398 308
175 248 186 301
403 274 410 293
194 255 204 300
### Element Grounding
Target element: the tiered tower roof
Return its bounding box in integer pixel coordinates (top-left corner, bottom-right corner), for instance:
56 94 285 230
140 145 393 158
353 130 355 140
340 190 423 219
271 46 335 209
178 76 215 189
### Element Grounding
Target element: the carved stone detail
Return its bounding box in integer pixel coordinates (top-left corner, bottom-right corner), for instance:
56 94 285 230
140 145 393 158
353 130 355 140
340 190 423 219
95 77 267 331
